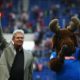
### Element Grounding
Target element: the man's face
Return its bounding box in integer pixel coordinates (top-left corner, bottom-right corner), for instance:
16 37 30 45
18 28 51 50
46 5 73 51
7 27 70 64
12 32 24 48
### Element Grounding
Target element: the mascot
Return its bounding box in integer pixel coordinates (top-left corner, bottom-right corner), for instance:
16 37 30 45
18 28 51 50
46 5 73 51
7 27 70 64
48 16 80 80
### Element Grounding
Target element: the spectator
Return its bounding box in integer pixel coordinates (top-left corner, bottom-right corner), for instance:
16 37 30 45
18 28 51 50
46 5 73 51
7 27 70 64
0 29 34 80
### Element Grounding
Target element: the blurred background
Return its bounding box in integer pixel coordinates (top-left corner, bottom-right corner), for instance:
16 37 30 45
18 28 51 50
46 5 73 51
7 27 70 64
0 0 80 80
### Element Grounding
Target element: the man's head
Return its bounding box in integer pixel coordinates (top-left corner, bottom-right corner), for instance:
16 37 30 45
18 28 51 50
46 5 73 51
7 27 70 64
12 29 24 48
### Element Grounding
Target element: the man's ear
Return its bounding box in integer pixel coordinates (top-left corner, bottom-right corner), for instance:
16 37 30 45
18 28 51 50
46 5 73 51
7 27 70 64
49 19 60 33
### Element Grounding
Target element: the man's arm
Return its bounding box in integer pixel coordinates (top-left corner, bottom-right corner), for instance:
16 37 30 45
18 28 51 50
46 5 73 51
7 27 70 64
0 26 7 50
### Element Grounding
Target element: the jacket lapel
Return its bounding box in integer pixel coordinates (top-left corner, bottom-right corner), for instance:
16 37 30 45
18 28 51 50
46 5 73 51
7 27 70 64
7 43 16 68
24 50 28 70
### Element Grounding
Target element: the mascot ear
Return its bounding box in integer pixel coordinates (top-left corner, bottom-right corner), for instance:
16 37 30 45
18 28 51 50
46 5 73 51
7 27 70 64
49 19 60 33
67 16 80 32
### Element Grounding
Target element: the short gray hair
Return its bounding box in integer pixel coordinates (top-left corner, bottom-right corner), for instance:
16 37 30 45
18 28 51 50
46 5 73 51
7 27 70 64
12 29 24 37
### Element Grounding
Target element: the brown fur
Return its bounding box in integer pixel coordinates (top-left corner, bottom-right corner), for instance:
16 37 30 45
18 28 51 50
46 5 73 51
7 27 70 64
48 16 80 72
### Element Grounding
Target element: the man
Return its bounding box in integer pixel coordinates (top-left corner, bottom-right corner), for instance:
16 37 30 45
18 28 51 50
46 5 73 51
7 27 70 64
0 29 33 80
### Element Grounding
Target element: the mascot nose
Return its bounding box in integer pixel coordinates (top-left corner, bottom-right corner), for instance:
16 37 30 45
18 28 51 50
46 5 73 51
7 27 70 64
60 45 70 56
61 45 74 56
61 45 69 52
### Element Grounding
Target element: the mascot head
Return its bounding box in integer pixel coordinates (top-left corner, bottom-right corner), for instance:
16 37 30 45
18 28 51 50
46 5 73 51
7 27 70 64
49 16 80 56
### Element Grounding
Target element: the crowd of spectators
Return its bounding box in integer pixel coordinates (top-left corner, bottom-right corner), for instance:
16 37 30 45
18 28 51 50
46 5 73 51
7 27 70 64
0 0 80 33
0 0 80 80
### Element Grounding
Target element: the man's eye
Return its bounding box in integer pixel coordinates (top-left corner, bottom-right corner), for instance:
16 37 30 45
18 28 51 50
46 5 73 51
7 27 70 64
17 37 23 39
